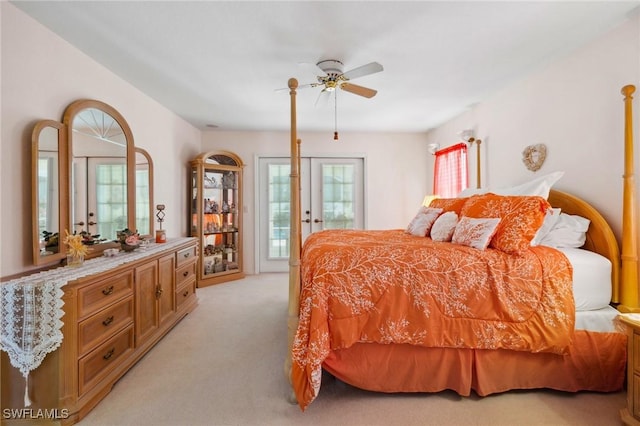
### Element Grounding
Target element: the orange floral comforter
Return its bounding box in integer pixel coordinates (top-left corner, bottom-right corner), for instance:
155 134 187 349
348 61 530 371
291 229 574 410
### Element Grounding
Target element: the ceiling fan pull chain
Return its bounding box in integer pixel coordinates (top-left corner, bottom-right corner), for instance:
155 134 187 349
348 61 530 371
334 91 339 141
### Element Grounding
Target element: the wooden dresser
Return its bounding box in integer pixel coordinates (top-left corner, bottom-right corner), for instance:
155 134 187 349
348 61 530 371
620 314 640 426
1 238 198 425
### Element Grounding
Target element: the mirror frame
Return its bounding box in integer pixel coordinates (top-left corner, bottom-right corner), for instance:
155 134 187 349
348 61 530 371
135 147 154 237
32 120 68 266
32 99 154 265
63 100 137 249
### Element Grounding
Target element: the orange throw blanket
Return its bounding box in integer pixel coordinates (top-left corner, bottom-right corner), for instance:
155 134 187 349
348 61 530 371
291 229 574 410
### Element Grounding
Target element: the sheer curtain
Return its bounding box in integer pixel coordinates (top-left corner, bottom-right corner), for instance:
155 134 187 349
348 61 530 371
433 142 468 198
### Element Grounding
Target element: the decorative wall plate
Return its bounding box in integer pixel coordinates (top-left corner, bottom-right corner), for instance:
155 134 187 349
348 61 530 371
522 144 547 171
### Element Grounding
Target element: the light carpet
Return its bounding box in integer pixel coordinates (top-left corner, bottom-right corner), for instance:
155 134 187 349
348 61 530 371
78 273 626 426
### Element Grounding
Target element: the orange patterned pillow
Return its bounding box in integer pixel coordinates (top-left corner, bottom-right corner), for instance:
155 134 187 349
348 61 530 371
429 197 468 215
460 193 550 255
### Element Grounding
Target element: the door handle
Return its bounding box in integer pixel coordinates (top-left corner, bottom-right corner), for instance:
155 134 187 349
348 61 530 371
302 219 310 223
314 219 323 223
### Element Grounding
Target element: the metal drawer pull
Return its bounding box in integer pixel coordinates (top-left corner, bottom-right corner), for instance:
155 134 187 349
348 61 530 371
183 271 189 277
103 348 115 360
102 316 114 326
183 252 191 258
102 286 114 295
183 290 190 297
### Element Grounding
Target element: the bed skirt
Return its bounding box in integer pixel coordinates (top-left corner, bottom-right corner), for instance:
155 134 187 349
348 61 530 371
322 330 627 396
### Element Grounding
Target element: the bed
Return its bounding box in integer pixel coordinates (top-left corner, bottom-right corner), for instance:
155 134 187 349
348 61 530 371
284 82 639 411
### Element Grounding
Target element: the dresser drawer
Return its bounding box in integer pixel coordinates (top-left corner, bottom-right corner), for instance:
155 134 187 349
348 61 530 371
176 261 196 288
176 245 196 267
78 296 134 356
78 325 134 396
176 279 196 311
78 272 134 319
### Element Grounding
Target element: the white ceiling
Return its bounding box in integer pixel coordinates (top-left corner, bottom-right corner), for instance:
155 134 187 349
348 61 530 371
12 1 640 133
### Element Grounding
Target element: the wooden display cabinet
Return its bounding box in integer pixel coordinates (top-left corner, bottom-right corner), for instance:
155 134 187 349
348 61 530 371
190 150 245 287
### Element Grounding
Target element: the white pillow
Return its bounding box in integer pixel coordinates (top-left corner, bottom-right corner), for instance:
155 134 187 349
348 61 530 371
430 211 459 242
406 207 443 237
492 171 564 199
458 171 564 199
538 213 590 248
452 217 501 250
531 207 561 246
457 187 488 197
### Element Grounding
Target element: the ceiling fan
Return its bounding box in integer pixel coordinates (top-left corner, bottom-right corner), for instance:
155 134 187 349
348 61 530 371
299 59 383 100
295 59 383 140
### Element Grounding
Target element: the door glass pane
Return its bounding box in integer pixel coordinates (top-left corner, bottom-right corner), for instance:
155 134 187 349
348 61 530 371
268 164 290 259
322 164 355 229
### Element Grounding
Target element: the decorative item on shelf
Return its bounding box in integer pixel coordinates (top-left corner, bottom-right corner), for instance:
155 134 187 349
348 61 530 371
63 229 88 267
522 143 547 172
117 228 141 252
222 171 235 189
155 204 166 243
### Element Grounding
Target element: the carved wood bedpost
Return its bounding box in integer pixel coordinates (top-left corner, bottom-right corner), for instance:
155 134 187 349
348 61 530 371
285 78 301 401
618 85 639 312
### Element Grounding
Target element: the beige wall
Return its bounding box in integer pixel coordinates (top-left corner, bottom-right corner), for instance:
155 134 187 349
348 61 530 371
426 14 640 243
1 3 201 277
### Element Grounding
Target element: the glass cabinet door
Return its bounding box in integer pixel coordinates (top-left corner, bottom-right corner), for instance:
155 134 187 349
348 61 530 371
190 151 244 287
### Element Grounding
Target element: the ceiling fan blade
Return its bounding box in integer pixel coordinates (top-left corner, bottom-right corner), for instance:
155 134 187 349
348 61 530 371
274 82 318 92
340 82 377 98
342 62 383 80
315 89 331 107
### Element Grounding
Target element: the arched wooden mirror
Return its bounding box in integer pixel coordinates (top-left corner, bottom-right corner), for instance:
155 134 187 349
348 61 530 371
62 100 136 247
32 99 153 265
32 120 68 265
135 147 154 237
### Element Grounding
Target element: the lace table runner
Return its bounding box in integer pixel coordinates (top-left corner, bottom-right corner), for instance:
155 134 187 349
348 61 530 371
0 238 194 406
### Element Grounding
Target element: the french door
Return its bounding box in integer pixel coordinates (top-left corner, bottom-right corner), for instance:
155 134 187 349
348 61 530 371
258 156 364 272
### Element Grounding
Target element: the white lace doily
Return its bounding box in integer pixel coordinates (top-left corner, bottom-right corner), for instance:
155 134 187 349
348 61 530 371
0 238 194 406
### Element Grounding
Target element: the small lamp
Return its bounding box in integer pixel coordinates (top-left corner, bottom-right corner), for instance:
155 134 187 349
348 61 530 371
458 129 482 189
155 204 166 243
422 195 438 207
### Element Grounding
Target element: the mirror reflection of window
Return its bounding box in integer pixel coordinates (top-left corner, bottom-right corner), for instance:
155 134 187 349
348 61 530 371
91 159 127 240
72 107 127 241
136 163 150 235
37 155 55 235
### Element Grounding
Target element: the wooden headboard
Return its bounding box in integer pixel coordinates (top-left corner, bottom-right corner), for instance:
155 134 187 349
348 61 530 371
547 189 621 303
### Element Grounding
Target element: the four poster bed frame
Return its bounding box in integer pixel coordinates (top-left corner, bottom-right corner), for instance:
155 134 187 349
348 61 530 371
285 80 639 406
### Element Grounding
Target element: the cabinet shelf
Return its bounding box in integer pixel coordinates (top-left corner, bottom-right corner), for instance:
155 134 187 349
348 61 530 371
203 230 238 236
190 150 245 287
